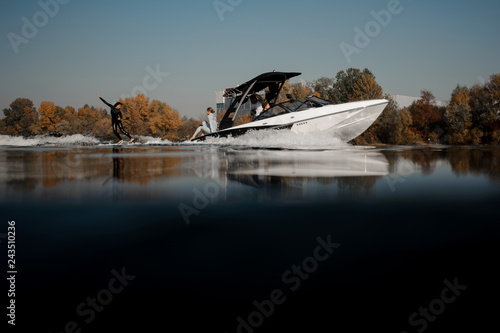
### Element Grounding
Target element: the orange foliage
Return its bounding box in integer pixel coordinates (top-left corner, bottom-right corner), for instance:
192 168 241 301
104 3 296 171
450 86 470 106
38 101 61 132
2 69 500 145
409 91 443 138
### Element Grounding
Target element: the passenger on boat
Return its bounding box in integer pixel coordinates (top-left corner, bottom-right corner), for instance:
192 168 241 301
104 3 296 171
190 107 218 140
250 93 268 120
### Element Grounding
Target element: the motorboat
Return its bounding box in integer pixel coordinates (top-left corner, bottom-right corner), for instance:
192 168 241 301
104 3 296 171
191 72 388 142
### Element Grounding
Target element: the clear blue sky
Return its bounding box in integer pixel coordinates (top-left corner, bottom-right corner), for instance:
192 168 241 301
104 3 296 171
1 0 499 118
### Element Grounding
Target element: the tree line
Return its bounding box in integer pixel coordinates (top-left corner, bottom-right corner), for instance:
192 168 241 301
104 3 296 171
0 95 200 141
1 68 499 144
278 68 499 145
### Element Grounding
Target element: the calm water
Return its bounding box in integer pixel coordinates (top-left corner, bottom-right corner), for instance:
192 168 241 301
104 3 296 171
1 133 499 332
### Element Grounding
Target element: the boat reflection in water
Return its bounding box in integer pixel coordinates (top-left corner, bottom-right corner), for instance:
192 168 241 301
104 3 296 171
191 148 389 200
2 145 499 203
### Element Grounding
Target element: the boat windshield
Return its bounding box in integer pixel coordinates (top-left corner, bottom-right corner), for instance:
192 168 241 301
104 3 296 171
255 105 289 121
254 100 312 121
305 96 332 106
279 100 311 112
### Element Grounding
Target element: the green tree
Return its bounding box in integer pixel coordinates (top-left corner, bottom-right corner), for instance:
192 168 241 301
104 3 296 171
332 68 375 103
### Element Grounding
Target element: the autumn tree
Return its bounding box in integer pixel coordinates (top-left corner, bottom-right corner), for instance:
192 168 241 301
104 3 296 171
148 99 184 141
445 86 476 144
351 93 396 145
177 116 201 141
449 85 469 106
398 108 421 144
94 108 109 136
347 75 383 102
19 105 40 135
2 71 499 145
469 84 490 129
276 81 312 103
377 95 402 144
55 106 78 134
147 99 167 136
335 70 385 144
309 77 335 100
408 90 444 142
233 113 252 127
37 101 62 133
119 94 150 135
445 104 473 144
288 82 313 102
482 74 500 143
486 73 500 107
99 95 186 140
467 77 500 144
77 105 106 135
1 98 38 136
55 105 66 121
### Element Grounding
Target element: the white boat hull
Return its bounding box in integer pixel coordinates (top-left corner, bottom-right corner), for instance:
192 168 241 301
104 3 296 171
221 99 388 142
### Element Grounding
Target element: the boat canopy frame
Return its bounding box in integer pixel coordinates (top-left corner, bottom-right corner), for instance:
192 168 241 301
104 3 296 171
219 72 301 130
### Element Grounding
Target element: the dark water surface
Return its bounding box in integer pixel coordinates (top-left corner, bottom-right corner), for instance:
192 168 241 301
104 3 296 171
1 140 499 332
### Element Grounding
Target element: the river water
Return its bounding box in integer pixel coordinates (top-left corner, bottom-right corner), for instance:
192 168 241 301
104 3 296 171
1 132 499 332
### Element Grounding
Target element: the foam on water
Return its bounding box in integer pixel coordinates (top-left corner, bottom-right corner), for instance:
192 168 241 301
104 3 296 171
0 134 100 147
197 129 351 149
0 130 351 149
140 136 173 145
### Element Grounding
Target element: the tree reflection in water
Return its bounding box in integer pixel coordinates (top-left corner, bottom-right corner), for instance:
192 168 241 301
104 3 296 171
0 146 498 202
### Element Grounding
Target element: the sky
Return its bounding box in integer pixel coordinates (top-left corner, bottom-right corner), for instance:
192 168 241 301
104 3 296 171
1 0 499 118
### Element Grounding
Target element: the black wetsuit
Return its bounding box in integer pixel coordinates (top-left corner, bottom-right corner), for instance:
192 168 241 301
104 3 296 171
99 97 133 141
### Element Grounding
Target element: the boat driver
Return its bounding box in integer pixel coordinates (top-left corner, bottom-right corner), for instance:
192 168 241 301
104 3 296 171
250 93 266 120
